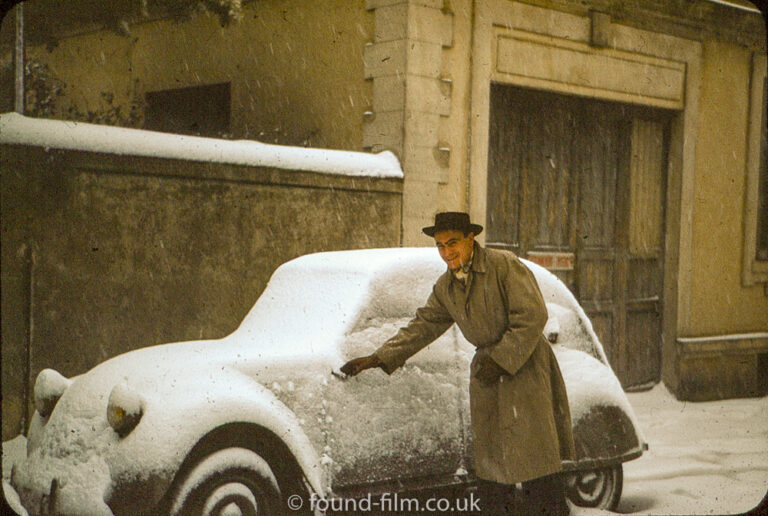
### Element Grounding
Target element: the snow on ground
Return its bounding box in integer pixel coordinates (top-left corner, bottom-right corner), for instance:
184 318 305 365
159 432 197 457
0 113 403 178
4 383 764 515
593 384 767 515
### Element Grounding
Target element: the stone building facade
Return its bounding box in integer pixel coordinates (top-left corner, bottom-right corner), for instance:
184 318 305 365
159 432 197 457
1 0 766 438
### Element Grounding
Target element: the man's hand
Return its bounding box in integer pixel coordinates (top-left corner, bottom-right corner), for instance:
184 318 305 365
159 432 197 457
474 354 508 385
340 354 382 376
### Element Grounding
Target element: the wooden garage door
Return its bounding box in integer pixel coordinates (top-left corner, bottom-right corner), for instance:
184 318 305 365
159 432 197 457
486 84 671 389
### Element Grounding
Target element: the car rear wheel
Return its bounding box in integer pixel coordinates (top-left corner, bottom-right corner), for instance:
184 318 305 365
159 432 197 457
170 447 282 516
565 464 623 511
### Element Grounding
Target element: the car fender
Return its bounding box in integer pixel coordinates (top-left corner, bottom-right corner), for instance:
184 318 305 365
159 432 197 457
25 411 47 454
106 367 327 506
568 403 643 470
554 347 646 469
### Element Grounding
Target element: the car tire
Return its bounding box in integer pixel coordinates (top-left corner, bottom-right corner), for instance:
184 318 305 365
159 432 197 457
169 447 283 516
565 464 623 511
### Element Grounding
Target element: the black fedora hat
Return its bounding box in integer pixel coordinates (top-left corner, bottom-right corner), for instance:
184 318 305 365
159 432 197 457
422 212 483 237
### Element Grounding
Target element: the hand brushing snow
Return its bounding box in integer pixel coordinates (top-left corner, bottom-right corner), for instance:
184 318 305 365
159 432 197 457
331 368 349 381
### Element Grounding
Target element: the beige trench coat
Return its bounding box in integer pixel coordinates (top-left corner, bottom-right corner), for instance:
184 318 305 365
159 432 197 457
374 244 575 484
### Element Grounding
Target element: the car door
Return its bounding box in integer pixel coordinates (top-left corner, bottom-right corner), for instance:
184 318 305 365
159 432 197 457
325 320 468 492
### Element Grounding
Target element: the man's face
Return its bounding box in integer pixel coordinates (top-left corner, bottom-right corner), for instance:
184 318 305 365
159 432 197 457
434 229 475 271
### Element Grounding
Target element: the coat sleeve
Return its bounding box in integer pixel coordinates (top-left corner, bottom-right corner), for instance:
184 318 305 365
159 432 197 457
482 255 548 377
373 287 454 374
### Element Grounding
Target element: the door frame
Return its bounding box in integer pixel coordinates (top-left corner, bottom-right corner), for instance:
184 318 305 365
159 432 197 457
467 0 702 391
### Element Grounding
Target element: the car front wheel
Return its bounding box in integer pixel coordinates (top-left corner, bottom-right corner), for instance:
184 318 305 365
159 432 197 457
565 464 623 511
170 447 282 516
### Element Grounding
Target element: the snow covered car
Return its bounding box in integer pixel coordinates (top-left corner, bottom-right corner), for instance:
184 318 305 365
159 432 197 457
11 248 646 515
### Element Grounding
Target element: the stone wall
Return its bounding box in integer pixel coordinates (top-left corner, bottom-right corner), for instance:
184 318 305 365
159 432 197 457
1 144 402 439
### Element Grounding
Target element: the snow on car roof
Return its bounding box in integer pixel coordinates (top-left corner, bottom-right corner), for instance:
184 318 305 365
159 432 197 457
0 112 403 178
233 248 445 360
235 247 608 364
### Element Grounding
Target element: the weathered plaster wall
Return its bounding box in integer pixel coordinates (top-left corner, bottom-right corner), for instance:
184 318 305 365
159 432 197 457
670 39 768 401
16 0 373 150
689 40 768 335
1 145 402 440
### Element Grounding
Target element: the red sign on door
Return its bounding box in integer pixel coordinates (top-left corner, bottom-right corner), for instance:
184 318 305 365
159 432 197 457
526 251 574 271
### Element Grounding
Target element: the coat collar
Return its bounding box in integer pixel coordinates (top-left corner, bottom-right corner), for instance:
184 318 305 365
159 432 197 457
469 241 487 274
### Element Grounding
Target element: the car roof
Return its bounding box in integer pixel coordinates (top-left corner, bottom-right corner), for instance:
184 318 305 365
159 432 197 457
233 247 608 363
233 248 444 353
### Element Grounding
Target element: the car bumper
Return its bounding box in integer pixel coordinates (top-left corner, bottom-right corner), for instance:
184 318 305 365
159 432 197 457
561 446 644 472
13 479 113 516
11 458 114 516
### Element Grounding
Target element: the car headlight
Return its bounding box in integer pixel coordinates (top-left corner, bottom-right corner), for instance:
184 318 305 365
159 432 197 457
107 383 144 437
34 369 71 418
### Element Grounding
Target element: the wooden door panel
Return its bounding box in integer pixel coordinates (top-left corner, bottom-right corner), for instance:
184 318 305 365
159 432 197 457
576 103 619 249
625 310 662 387
625 118 666 386
525 97 573 250
629 119 665 257
486 84 521 248
581 307 617 365
487 85 574 252
574 100 625 379
577 254 616 301
628 258 662 301
579 250 620 368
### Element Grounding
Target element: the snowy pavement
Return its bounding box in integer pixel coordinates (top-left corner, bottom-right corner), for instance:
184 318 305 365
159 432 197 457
578 383 767 516
3 383 766 515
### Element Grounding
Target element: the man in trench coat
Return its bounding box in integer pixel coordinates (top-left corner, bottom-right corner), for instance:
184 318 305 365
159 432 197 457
341 212 575 515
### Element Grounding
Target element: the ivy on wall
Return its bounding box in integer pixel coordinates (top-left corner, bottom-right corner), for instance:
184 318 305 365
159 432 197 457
15 0 246 44
1 58 145 126
157 0 244 25
2 1 244 126
23 60 65 118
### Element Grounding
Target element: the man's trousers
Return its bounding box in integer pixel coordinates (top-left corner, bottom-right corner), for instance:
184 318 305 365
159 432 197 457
476 473 570 515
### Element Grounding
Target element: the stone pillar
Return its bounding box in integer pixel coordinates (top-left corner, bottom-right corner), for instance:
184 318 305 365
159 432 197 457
363 0 454 245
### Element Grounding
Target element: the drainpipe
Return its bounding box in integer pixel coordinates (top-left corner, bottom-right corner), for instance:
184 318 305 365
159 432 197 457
14 1 25 114
18 244 34 436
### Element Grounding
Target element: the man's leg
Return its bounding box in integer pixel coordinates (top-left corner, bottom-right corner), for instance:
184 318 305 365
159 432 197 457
476 479 516 515
519 473 570 515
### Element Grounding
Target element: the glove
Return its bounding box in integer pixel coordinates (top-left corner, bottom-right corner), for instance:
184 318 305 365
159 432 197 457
474 354 508 386
340 354 382 376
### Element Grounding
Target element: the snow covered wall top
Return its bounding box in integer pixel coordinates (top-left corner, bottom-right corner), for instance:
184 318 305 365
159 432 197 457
0 112 403 178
